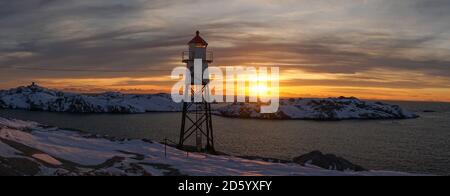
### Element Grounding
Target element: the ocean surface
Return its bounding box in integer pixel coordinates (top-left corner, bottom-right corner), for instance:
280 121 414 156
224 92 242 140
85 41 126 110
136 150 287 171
1 101 449 175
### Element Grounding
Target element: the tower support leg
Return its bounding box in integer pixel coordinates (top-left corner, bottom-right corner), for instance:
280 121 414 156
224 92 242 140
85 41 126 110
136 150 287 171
178 101 188 149
179 85 215 153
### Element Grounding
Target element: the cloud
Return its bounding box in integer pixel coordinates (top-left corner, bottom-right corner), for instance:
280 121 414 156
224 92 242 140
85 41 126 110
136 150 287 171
0 0 449 100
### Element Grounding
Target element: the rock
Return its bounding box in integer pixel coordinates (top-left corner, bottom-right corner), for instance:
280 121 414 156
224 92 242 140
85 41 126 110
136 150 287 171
422 110 436 113
293 151 367 172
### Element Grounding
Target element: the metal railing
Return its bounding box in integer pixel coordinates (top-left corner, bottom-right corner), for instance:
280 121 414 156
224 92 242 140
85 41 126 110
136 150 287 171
182 51 213 63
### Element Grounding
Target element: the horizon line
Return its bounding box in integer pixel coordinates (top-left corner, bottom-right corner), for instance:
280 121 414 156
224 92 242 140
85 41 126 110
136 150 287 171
1 84 449 104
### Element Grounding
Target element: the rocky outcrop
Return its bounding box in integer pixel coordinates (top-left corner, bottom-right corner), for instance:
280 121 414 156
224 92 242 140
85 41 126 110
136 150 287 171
293 151 367 172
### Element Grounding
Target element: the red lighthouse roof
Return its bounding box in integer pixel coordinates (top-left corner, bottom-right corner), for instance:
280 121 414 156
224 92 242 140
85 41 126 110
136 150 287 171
188 31 208 46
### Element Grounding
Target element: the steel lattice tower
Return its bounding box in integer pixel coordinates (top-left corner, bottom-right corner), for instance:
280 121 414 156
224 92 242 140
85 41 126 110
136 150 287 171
178 31 215 152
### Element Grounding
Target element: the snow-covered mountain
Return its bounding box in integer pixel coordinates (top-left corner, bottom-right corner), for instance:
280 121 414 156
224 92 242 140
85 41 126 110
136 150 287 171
0 84 181 113
216 97 418 120
0 117 416 176
0 84 417 120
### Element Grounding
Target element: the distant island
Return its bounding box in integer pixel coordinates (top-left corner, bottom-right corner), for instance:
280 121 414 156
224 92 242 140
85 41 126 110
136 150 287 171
0 84 181 113
216 98 418 120
0 84 418 120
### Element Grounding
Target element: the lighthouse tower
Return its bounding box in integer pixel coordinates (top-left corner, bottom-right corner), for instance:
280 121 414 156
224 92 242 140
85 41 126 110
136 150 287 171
179 31 215 152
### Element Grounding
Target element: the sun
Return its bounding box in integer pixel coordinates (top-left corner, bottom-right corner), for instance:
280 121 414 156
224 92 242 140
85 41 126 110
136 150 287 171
251 85 269 96
241 72 279 98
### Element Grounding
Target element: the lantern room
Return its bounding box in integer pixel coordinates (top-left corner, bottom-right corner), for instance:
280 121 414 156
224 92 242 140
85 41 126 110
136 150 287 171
182 31 213 85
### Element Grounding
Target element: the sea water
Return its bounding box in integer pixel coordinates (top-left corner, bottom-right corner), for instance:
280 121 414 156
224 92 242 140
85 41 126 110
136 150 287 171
1 101 449 175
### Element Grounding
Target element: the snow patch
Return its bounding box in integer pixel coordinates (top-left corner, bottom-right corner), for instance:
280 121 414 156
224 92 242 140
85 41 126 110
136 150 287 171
32 154 62 166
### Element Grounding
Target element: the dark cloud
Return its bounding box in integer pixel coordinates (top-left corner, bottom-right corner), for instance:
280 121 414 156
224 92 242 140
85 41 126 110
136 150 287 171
0 0 449 95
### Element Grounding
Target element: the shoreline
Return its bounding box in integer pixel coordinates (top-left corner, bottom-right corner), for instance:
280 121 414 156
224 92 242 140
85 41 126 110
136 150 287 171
0 116 419 176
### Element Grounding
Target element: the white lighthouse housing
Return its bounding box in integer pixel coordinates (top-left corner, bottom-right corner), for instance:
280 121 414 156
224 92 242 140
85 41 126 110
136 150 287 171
182 31 213 85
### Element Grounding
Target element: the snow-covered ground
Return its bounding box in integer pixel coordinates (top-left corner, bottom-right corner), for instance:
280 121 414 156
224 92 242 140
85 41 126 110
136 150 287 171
0 117 416 176
0 84 417 120
217 98 418 120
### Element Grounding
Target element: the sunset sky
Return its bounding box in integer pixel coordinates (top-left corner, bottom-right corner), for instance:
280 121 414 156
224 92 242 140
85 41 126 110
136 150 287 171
1 0 450 102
